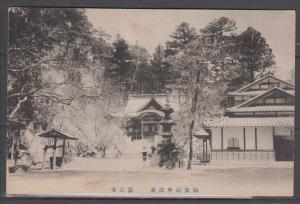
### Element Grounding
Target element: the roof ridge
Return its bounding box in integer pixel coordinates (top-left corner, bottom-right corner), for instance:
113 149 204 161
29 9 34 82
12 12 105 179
235 74 294 93
129 94 167 98
230 87 294 109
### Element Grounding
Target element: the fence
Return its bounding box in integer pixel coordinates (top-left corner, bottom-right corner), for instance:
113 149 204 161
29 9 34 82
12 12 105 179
210 150 275 161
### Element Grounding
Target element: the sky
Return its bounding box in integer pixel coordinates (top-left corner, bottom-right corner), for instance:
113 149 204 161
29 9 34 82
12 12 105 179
86 9 295 80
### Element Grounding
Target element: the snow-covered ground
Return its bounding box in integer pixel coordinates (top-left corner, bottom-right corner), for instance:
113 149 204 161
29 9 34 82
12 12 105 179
7 157 293 197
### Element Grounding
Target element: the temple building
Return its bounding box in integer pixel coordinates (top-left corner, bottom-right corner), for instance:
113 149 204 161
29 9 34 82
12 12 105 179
124 94 174 143
204 75 294 161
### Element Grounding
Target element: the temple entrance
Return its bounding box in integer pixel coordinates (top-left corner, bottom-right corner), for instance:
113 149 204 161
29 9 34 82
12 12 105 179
127 110 164 142
274 136 293 161
141 122 158 141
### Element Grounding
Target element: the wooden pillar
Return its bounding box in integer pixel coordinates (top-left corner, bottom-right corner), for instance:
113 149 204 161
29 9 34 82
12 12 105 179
221 127 224 150
52 137 57 170
11 131 15 160
255 127 257 150
205 139 208 161
255 127 258 160
61 139 66 167
42 147 47 170
141 121 144 140
243 127 246 151
221 127 224 160
202 139 205 161
14 131 20 169
272 127 275 150
209 135 212 160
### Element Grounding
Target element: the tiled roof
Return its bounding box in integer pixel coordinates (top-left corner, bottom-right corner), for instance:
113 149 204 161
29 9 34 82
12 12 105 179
233 87 294 108
227 90 294 96
204 117 294 127
124 94 166 115
235 74 294 93
124 94 179 116
226 105 294 113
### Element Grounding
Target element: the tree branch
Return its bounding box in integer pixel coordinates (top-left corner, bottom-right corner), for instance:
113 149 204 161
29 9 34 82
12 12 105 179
8 96 28 119
8 55 61 72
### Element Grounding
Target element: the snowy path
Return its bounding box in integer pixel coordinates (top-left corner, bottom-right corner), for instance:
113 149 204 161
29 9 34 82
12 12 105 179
7 158 293 197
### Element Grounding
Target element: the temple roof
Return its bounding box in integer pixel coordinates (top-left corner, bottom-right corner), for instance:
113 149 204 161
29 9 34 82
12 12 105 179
130 109 165 119
227 89 294 97
233 87 294 108
39 129 78 140
226 105 294 113
204 117 293 127
124 94 178 117
124 94 166 114
234 74 294 93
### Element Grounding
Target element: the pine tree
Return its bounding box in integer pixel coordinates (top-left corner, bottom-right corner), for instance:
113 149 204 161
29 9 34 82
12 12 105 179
236 27 275 82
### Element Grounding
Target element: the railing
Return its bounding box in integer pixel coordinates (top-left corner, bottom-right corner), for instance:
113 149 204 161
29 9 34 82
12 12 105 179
210 150 275 161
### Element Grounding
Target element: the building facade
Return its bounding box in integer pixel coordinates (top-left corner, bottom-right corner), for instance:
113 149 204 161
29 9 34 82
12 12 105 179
124 94 169 143
205 75 294 161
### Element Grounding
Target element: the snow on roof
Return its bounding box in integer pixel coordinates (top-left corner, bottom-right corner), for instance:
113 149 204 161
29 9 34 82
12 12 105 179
205 117 294 127
194 127 210 136
39 129 78 140
124 94 166 115
235 74 294 93
124 94 179 117
233 87 294 108
227 90 294 96
226 105 294 113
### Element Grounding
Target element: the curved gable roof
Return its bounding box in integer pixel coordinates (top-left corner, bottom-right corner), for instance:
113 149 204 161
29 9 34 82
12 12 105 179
232 87 294 108
236 75 294 93
124 94 167 115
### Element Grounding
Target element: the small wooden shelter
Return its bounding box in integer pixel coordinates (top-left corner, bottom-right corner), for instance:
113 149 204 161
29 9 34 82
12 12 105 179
39 129 77 169
194 127 211 163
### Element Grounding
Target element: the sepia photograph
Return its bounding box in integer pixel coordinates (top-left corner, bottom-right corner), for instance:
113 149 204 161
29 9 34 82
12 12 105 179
6 8 295 197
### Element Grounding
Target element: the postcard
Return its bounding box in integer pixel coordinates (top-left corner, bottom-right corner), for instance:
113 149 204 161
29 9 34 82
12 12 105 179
6 8 295 197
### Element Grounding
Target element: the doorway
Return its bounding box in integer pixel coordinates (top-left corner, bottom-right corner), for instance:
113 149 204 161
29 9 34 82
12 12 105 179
274 136 293 161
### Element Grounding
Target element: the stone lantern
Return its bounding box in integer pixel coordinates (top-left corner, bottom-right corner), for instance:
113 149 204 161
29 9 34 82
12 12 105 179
160 96 176 140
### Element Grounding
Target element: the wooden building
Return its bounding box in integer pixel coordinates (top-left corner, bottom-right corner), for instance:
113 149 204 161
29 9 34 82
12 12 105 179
39 130 77 169
204 75 294 161
124 94 169 143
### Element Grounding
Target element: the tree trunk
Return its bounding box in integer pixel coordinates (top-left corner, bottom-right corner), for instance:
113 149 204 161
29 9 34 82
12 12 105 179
187 120 194 169
187 70 201 170
8 96 28 120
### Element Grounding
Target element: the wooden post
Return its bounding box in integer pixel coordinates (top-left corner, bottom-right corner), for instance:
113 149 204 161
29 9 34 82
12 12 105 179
202 139 205 161
52 137 57 170
255 127 257 150
272 127 275 151
42 147 47 170
255 127 258 160
205 139 208 161
243 127 246 151
209 136 212 160
141 121 144 140
221 127 224 150
11 131 15 160
14 130 20 169
61 139 66 167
